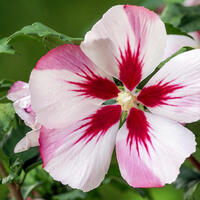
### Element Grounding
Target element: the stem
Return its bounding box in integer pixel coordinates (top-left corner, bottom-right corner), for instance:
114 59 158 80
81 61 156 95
188 155 200 172
0 160 23 200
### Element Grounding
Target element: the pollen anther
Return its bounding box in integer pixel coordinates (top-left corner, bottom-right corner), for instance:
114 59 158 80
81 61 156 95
116 91 137 111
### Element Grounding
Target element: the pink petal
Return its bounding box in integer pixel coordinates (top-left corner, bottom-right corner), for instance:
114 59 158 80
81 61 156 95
163 34 198 60
190 31 200 42
7 82 39 129
116 108 196 188
35 44 96 73
138 49 200 123
184 0 200 6
14 129 40 153
81 5 166 90
39 105 121 192
30 44 119 129
13 96 39 129
7 81 29 101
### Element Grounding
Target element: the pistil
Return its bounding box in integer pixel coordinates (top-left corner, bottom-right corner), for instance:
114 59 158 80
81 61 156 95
116 91 137 111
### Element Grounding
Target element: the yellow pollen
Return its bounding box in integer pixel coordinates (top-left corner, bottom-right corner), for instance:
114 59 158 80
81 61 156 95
116 91 137 111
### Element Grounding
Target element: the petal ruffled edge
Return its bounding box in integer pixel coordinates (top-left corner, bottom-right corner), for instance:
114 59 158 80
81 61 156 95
116 108 196 188
39 105 121 191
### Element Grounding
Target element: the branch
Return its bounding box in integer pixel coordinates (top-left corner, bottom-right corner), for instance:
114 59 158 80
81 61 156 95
0 160 23 200
188 155 200 172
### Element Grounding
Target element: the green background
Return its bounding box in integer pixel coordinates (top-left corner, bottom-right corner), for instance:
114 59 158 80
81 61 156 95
0 0 163 82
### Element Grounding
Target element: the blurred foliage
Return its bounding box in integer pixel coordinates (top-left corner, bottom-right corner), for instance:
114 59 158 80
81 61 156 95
0 38 15 55
0 79 14 103
161 3 200 32
0 0 164 82
175 167 200 200
186 121 200 149
1 0 200 199
0 103 15 139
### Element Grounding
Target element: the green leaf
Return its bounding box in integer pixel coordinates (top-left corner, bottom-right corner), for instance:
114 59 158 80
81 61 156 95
184 184 199 200
1 173 15 184
180 14 200 32
22 181 42 199
161 4 184 27
175 167 200 189
0 79 14 92
1 157 23 184
0 103 15 139
186 121 200 149
192 185 200 200
53 190 86 200
137 46 193 89
0 114 42 186
161 4 200 32
0 38 15 55
23 165 69 198
2 143 40 185
165 23 193 39
113 77 123 87
3 139 41 172
102 99 117 105
174 166 200 200
24 159 42 174
8 22 82 44
1 118 30 156
1 116 41 172
13 148 41 172
0 79 15 103
0 22 83 54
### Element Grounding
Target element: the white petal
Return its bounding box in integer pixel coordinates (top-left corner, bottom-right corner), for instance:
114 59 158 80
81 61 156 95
7 81 39 129
138 49 200 123
30 44 119 129
116 108 196 188
81 5 166 88
7 81 29 101
39 105 121 191
13 96 39 129
163 34 198 60
14 129 40 153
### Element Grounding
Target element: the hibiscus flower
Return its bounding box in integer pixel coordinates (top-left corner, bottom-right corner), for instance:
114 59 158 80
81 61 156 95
7 81 40 153
10 5 200 192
